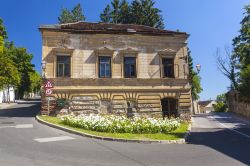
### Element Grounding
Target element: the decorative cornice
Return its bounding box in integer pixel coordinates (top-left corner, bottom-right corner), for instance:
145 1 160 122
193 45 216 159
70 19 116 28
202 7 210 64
119 47 139 53
158 48 176 55
95 46 115 54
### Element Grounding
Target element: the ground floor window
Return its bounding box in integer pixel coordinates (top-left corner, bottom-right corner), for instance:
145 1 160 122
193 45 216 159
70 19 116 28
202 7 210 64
161 98 178 118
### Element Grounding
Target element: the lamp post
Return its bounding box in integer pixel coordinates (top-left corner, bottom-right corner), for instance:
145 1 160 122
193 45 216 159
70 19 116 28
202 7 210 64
191 64 201 115
196 64 201 74
41 60 47 115
41 60 46 78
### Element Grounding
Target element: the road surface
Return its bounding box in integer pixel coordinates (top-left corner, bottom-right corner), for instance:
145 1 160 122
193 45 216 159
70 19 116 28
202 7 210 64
0 101 249 166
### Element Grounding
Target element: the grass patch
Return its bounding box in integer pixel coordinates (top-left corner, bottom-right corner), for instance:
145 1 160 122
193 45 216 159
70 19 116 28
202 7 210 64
38 115 189 140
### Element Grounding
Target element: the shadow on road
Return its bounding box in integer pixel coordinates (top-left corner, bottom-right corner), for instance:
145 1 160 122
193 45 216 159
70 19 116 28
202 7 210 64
187 127 250 165
0 99 41 118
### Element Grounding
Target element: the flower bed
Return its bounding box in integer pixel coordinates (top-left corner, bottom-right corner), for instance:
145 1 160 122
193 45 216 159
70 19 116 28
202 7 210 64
61 114 180 134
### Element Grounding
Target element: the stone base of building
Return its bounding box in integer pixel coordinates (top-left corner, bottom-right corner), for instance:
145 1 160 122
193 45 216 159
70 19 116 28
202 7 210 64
41 91 192 121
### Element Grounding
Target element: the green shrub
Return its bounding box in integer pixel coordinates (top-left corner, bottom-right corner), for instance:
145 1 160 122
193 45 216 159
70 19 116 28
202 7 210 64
214 102 227 112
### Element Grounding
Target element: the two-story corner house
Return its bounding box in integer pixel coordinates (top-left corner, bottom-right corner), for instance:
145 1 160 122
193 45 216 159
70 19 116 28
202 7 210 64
39 22 191 119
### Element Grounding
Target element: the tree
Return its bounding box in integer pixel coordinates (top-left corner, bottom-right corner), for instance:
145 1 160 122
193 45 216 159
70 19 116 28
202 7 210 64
0 18 7 39
0 54 20 102
100 5 112 23
29 71 41 95
0 18 7 53
4 43 35 99
232 4 250 99
187 48 202 100
100 0 165 29
58 3 85 24
0 17 39 100
214 93 227 112
118 0 130 24
216 47 238 90
131 0 164 29
111 0 120 23
130 0 144 25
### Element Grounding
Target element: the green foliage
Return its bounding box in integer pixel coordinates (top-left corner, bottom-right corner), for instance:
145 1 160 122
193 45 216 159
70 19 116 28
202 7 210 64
216 93 226 103
100 5 112 23
187 48 202 100
214 102 227 112
100 0 164 29
233 5 250 69
29 71 41 93
0 17 39 99
0 36 3 53
118 0 130 24
238 65 250 100
4 42 35 99
0 18 7 53
58 3 86 24
0 18 7 39
214 93 227 112
0 54 20 90
232 4 250 99
131 0 164 29
111 0 120 23
192 75 202 100
0 19 20 92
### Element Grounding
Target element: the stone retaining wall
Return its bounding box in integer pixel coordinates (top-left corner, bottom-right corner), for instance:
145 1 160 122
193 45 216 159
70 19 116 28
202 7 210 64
227 91 250 119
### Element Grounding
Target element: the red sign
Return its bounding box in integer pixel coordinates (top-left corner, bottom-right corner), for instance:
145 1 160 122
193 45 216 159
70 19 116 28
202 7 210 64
44 80 53 89
45 89 53 96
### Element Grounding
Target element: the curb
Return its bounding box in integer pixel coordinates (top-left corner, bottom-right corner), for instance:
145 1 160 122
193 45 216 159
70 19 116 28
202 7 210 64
36 115 189 144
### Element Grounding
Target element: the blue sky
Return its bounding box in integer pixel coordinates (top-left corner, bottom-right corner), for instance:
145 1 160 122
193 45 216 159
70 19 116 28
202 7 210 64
0 0 249 100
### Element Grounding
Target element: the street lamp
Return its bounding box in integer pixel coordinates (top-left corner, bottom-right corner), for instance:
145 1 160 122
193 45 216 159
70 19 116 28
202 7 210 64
41 60 46 78
196 64 201 73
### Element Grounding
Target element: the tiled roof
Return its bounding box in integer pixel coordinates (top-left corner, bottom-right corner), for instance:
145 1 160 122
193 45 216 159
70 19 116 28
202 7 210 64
198 100 213 107
39 21 188 36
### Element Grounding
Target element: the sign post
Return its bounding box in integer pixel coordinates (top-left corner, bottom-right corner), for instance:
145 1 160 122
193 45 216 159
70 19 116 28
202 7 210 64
44 80 54 114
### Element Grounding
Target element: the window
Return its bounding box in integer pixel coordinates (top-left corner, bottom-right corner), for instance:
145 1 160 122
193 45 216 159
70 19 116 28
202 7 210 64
162 58 174 78
124 57 136 78
57 56 70 77
99 56 111 78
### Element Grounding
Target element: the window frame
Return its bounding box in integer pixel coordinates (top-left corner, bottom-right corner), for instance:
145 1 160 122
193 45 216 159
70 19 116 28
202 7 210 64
56 55 71 78
98 56 112 78
161 57 175 78
123 56 137 78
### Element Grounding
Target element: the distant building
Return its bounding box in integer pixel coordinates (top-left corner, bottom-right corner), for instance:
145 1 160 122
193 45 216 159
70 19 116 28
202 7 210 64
0 87 15 103
198 100 217 113
39 22 191 119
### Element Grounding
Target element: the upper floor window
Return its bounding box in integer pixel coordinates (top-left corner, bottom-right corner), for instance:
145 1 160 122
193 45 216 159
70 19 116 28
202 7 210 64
124 57 136 78
162 58 174 78
99 56 111 78
57 56 70 77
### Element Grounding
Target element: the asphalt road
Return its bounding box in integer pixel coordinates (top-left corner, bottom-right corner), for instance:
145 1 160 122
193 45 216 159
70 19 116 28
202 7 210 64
0 101 250 166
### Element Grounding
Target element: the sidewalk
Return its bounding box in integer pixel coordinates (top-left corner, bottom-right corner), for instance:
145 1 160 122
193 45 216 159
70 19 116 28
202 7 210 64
0 103 17 110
